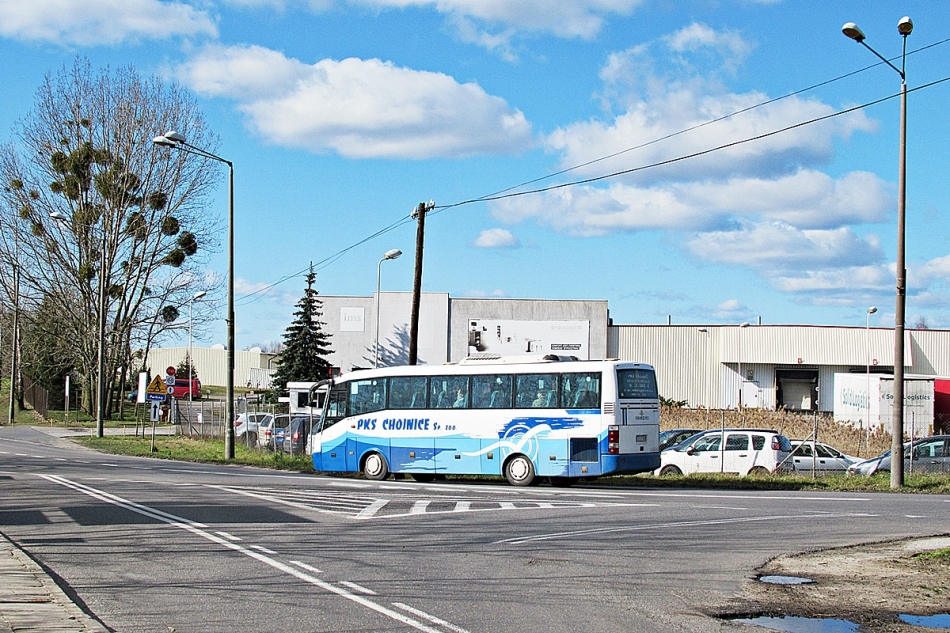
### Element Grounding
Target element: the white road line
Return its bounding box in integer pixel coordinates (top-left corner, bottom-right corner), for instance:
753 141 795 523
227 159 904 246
208 484 362 518
410 501 431 514
393 602 472 633
215 531 240 541
454 501 471 512
339 581 376 595
15 453 28 457
496 512 877 545
355 499 390 519
250 545 277 554
39 475 460 633
499 502 516 509
289 560 322 574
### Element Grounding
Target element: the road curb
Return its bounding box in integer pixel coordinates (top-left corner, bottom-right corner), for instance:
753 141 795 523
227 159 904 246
0 533 110 633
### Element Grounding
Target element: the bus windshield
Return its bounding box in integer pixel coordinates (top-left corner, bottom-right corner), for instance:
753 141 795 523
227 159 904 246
617 368 658 399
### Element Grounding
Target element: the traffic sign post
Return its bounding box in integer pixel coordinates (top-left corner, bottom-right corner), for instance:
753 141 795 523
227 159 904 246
146 375 168 402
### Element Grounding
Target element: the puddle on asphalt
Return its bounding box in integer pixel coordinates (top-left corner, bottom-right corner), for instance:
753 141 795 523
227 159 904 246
758 575 815 585
899 613 950 629
733 615 862 632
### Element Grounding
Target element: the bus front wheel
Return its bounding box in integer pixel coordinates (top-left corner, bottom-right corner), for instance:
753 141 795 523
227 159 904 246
363 452 390 481
504 455 536 486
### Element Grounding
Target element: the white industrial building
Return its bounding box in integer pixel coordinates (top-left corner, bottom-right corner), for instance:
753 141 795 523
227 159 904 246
609 324 950 420
319 291 609 370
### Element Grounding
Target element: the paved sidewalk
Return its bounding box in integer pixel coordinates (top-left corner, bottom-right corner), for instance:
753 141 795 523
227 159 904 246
0 534 109 633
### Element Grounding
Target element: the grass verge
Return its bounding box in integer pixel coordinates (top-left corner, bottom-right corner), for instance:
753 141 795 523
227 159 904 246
76 435 314 472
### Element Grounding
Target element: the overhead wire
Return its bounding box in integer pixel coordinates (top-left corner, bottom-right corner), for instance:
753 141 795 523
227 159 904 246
235 38 950 304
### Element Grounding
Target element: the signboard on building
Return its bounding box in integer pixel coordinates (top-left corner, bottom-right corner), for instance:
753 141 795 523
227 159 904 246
467 319 591 359
833 373 933 436
340 307 365 332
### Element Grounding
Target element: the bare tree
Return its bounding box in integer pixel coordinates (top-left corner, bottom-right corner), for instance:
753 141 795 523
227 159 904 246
0 59 222 416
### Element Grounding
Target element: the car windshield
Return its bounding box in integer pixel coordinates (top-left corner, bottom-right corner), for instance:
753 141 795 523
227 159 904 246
672 432 707 451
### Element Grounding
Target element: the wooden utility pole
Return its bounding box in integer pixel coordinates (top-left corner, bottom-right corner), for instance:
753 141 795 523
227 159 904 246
408 201 433 365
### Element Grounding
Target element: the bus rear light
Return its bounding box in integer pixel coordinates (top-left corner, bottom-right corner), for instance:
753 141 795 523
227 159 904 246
608 426 620 454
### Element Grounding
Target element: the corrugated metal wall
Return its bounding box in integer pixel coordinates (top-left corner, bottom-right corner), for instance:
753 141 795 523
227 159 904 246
609 325 950 411
142 347 278 388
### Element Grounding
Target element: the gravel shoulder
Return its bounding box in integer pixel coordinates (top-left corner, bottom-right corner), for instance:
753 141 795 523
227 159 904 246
712 535 950 632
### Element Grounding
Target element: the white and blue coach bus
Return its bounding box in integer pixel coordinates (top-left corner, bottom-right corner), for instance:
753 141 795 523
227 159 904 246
311 355 660 486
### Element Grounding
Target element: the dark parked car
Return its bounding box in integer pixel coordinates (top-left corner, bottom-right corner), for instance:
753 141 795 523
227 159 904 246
659 428 703 451
848 435 950 476
282 416 313 455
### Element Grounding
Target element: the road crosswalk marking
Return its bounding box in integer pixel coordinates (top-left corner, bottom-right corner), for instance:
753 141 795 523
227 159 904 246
208 483 632 520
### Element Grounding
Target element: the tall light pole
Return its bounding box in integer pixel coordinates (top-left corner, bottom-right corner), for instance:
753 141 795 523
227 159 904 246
843 16 913 488
866 306 878 443
374 249 402 368
153 131 236 459
189 291 207 408
737 322 749 411
51 210 108 438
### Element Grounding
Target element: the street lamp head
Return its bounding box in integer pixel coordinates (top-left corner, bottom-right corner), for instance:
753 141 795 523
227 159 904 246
192 291 207 301
49 211 69 221
152 135 177 147
698 327 708 333
868 306 878 314
739 322 750 328
383 249 402 261
842 22 866 42
163 130 186 143
898 16 913 36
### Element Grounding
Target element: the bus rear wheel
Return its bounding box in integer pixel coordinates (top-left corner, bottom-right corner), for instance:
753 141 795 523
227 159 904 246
363 452 390 481
504 455 536 486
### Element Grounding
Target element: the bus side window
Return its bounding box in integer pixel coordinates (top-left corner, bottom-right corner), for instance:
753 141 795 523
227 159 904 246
562 372 601 409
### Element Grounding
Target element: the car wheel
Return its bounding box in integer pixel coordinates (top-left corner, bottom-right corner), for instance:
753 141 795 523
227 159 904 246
549 477 579 487
658 465 682 477
504 455 536 486
748 466 771 477
363 452 389 481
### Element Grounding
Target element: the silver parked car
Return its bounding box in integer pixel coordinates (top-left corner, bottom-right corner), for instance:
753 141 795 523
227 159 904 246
848 435 950 476
789 441 860 475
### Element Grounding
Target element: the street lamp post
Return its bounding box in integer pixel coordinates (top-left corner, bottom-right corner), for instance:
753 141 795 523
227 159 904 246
374 249 402 369
51 210 107 438
866 306 878 444
153 131 236 459
189 291 207 409
843 16 913 488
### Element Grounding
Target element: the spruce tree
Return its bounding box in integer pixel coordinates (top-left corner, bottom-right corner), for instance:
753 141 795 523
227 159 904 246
271 270 333 393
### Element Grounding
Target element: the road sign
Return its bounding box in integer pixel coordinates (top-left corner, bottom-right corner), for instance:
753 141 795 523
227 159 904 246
146 375 168 402
166 366 176 375
167 386 175 395
150 401 161 422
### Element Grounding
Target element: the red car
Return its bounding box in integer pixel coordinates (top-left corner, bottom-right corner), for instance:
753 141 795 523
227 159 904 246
167 379 201 399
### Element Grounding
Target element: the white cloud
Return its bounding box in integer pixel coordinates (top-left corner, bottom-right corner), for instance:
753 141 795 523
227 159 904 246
546 88 875 185
685 222 884 272
173 45 535 158
0 0 217 45
351 0 644 39
490 170 891 236
713 299 754 321
474 228 520 248
664 23 751 74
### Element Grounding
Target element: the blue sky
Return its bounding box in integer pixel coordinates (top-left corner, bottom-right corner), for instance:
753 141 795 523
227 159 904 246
2 0 949 350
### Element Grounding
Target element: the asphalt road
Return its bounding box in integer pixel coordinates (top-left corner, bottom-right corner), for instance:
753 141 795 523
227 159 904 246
1 425 948 633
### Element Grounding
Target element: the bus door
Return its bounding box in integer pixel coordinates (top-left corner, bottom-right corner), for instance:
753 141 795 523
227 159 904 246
315 386 351 472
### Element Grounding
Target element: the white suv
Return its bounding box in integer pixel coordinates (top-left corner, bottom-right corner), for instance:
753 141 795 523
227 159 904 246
233 412 273 444
656 428 794 477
